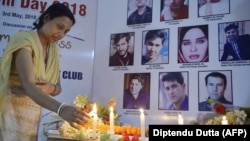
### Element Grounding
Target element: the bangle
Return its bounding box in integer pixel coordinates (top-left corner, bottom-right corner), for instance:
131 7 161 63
57 103 66 116
52 84 57 94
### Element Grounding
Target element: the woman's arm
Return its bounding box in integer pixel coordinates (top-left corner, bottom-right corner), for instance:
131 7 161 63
15 48 61 112
14 48 89 128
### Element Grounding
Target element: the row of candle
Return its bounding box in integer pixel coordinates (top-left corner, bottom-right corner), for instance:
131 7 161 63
92 105 229 139
178 114 229 125
110 107 146 140
175 113 231 125
91 104 146 139
91 104 116 135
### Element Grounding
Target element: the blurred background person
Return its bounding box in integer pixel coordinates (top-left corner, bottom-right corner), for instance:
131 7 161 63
198 0 229 17
160 0 188 21
161 72 188 110
220 23 250 61
123 73 150 109
199 71 233 111
142 29 169 65
127 0 152 25
109 33 134 66
178 25 209 63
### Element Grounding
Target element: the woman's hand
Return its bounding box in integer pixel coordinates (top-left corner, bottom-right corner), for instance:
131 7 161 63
60 105 90 129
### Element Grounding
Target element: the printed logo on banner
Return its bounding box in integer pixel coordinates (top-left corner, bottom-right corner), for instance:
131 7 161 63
61 70 83 80
57 40 73 49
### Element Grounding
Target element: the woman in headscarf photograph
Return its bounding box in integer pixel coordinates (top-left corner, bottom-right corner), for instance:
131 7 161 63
178 25 209 63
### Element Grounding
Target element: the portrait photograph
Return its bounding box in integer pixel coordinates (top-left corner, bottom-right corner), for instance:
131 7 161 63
123 73 150 109
109 32 135 67
160 0 189 21
158 71 189 111
178 24 209 63
198 70 233 111
127 0 153 25
219 20 250 61
142 28 169 65
198 0 230 17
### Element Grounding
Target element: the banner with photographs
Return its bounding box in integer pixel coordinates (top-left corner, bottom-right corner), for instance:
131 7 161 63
92 0 250 127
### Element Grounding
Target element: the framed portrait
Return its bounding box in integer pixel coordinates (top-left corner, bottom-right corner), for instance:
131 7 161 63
109 32 135 66
218 20 250 61
158 71 189 111
123 73 150 109
141 28 169 65
198 0 230 17
127 0 153 25
160 0 189 21
198 70 233 111
178 24 209 63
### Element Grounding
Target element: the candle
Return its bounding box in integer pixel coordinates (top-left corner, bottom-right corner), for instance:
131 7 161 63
221 116 228 125
93 103 97 136
178 114 184 125
140 109 145 141
109 107 114 134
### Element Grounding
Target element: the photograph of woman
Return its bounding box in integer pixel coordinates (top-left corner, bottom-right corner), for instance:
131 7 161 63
178 24 209 63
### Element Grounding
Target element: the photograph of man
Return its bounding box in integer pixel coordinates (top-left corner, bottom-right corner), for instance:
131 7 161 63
160 0 189 21
220 21 250 61
178 25 209 63
159 72 188 110
109 32 134 66
142 29 169 65
123 73 150 109
198 0 230 17
198 71 233 111
127 0 152 25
